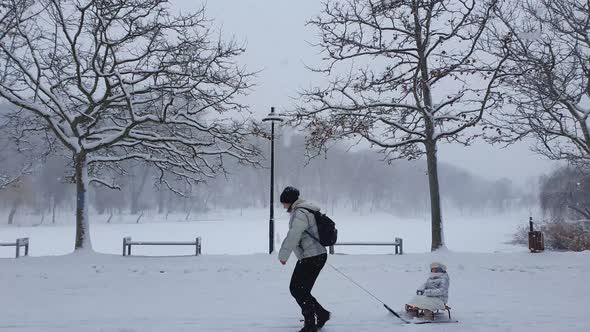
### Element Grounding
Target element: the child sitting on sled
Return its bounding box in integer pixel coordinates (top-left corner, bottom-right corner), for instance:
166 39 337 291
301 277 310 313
405 262 450 320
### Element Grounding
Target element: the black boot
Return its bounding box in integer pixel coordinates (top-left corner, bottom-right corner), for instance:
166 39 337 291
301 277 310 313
316 309 331 329
298 313 317 332
298 324 317 332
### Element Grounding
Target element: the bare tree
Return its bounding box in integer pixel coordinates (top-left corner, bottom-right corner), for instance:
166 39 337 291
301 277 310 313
0 107 40 190
0 162 31 190
0 0 260 251
540 167 590 220
0 104 60 225
484 0 590 166
292 0 507 250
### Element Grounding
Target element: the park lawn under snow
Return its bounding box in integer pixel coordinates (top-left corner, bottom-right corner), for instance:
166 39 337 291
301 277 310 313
1 209 589 331
0 208 526 257
1 251 589 332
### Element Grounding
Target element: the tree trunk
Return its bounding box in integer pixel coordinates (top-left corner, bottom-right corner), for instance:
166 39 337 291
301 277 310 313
7 197 21 225
185 205 193 221
52 196 57 224
425 140 444 251
130 167 148 215
413 1 444 251
75 151 92 251
135 210 144 224
158 188 165 214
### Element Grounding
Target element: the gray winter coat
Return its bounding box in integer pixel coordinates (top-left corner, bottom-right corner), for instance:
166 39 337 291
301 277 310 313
278 199 327 262
418 272 450 303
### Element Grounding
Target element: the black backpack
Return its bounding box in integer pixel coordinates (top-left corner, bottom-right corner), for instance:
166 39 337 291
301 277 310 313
298 207 338 246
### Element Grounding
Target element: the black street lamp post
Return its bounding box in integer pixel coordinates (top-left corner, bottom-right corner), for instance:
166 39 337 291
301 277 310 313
262 107 283 254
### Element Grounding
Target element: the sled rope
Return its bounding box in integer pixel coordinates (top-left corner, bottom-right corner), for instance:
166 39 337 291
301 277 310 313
325 262 410 323
304 229 410 323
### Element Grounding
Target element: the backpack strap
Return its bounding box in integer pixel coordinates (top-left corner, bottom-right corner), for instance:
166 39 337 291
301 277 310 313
295 207 322 245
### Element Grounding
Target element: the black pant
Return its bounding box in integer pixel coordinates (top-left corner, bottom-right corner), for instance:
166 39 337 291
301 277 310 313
289 253 328 321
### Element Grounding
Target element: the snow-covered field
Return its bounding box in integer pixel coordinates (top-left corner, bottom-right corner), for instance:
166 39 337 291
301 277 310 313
1 209 589 331
0 208 527 257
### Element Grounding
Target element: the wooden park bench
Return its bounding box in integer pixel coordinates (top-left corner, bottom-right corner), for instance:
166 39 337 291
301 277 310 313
122 236 202 256
329 237 403 255
0 237 29 258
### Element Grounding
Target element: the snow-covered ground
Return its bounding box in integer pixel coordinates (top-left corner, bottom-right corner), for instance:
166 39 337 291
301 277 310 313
2 252 589 331
1 209 589 331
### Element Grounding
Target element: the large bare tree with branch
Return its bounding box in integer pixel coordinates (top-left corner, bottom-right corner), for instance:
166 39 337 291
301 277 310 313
483 0 590 167
0 0 260 251
292 0 507 250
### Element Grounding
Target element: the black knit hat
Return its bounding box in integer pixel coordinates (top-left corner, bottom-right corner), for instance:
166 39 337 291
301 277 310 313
280 186 300 204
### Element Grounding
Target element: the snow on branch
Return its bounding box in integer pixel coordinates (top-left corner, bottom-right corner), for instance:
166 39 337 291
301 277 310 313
89 177 121 191
483 0 590 166
292 0 505 160
0 0 261 194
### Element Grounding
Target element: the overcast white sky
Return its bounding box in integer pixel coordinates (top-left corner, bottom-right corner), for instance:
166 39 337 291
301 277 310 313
172 0 560 186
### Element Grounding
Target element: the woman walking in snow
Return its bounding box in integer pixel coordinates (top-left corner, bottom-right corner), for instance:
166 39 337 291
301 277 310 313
278 186 331 332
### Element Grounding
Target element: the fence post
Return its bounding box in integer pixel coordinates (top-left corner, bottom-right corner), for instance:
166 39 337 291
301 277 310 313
196 237 202 256
23 238 29 257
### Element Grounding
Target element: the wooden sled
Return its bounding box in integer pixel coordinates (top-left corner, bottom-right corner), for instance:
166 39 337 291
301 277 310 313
405 304 452 321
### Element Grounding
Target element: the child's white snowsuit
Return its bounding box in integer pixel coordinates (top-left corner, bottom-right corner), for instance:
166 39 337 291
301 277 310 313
407 271 450 311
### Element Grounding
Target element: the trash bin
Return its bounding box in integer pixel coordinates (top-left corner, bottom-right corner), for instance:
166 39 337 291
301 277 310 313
528 217 544 253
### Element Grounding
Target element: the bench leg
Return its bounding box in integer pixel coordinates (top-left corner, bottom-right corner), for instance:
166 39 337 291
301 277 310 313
25 243 29 256
15 245 19 258
195 237 202 256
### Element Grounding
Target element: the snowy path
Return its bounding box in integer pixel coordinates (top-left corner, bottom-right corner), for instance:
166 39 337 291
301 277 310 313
1 252 589 331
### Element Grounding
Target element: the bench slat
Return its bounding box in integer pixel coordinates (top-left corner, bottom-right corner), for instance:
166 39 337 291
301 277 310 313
128 242 197 246
335 242 401 246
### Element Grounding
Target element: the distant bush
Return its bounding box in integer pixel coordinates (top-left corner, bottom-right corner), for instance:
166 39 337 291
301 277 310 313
511 219 590 251
511 224 530 246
